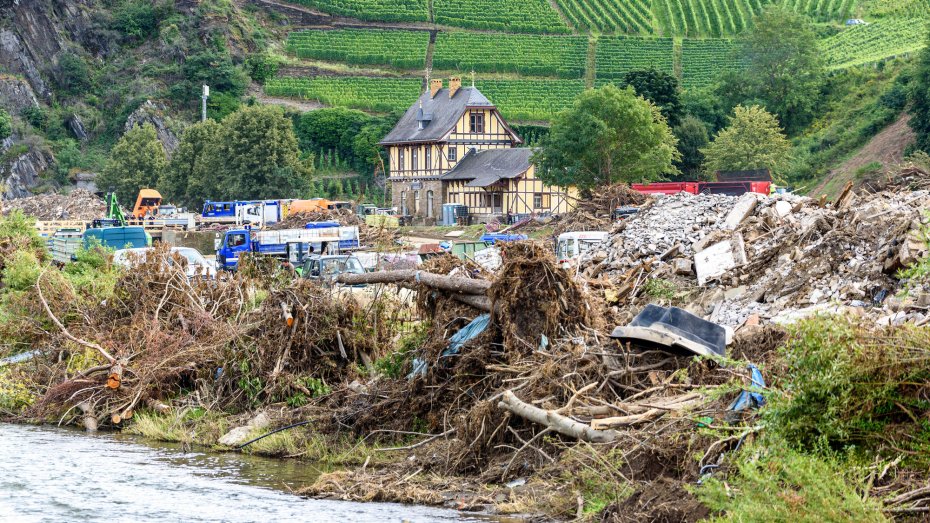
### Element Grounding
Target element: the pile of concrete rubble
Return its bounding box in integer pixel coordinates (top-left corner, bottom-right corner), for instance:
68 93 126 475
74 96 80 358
1 189 106 220
579 187 929 328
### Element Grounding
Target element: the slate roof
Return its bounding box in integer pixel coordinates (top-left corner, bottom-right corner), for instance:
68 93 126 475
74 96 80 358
379 87 496 145
441 148 534 187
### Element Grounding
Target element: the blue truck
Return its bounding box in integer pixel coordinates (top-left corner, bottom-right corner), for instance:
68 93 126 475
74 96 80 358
202 200 283 226
215 223 360 271
49 226 152 265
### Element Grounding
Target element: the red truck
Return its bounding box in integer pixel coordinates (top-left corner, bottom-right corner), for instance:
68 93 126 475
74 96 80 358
631 181 771 196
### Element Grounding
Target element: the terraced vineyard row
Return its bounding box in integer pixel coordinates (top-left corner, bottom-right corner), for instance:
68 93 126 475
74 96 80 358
432 33 587 78
431 0 569 34
265 77 584 120
681 38 743 88
656 0 765 36
554 0 655 34
286 0 428 23
595 36 674 78
779 0 855 21
286 29 429 69
822 18 929 69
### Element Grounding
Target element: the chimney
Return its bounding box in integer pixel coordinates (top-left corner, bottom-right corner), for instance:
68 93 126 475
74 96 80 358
430 79 443 98
449 76 461 98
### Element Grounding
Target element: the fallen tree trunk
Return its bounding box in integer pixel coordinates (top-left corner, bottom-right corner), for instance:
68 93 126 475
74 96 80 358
590 393 704 430
336 270 491 295
498 390 617 443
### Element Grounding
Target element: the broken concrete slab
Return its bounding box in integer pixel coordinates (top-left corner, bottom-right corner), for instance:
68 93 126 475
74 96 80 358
218 411 271 447
722 193 759 230
695 233 747 286
774 200 792 218
673 258 693 275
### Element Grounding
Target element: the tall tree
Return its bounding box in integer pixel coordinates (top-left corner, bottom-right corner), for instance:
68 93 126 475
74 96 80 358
98 124 167 204
214 105 307 200
673 115 709 179
701 105 792 176
728 6 825 135
622 68 683 126
160 119 222 209
909 24 930 153
534 84 679 191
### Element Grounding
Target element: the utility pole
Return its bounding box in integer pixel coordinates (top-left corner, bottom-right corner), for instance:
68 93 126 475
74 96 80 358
201 85 210 122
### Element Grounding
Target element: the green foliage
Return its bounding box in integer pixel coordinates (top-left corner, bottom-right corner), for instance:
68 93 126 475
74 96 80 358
287 29 429 70
594 37 674 79
673 115 709 177
170 47 249 105
535 84 679 190
432 0 570 34
111 0 174 41
0 211 47 265
702 105 791 176
0 367 34 413
823 18 928 70
245 53 280 84
0 108 10 141
21 106 48 130
265 77 585 121
161 119 223 209
206 91 241 120
765 316 930 463
681 38 744 89
214 105 308 200
643 278 676 300
375 323 428 378
697 439 887 522
98 124 168 205
727 6 825 134
287 0 429 23
555 0 655 33
1 251 42 292
620 68 683 126
434 33 586 78
911 24 930 153
52 53 93 97
652 0 759 36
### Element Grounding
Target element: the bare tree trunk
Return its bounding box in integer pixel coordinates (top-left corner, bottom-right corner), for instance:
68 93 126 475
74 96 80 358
335 270 491 295
497 390 617 443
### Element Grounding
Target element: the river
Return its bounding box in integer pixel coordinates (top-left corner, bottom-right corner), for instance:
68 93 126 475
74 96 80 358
0 424 490 522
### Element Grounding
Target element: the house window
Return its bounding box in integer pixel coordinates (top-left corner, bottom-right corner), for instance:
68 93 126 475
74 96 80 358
414 190 421 214
400 190 407 215
533 193 551 209
448 192 458 203
448 147 457 162
398 148 405 172
425 147 432 172
427 190 434 218
411 147 418 172
470 113 484 133
533 193 542 209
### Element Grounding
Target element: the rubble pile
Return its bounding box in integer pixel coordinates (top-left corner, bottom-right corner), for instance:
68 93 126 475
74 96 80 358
550 183 651 235
1 189 105 220
579 188 930 328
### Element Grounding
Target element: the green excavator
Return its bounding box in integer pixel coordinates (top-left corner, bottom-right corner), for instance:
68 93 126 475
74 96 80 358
91 191 127 228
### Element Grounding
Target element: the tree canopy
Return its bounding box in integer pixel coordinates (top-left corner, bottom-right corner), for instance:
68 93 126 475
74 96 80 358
702 105 791 176
534 84 679 191
909 26 930 153
622 68 683 127
724 6 825 135
160 119 223 209
673 115 709 179
98 124 168 205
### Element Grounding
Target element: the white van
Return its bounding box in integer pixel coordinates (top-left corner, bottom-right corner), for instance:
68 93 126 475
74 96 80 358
556 231 609 268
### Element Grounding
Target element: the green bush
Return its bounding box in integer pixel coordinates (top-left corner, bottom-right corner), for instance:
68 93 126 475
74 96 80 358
765 316 930 464
0 108 11 140
245 53 279 84
111 0 174 41
698 439 886 522
21 106 48 130
53 53 92 97
1 251 43 292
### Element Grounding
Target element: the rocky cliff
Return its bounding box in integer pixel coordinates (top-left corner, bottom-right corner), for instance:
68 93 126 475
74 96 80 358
0 136 54 200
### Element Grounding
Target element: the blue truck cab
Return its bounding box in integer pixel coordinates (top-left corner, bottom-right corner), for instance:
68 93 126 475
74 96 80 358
479 233 528 244
216 223 361 271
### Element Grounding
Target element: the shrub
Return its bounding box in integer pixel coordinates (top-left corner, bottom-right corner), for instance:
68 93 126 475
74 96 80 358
53 53 92 97
21 106 48 130
245 53 280 84
0 109 11 140
111 0 173 41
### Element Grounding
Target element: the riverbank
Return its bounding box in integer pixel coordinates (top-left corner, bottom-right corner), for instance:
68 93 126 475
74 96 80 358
4 184 930 520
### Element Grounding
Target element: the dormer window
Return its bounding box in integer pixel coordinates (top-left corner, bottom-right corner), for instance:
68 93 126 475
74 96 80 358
470 113 484 133
417 120 424 130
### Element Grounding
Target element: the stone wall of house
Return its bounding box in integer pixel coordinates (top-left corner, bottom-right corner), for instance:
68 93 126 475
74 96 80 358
391 179 443 225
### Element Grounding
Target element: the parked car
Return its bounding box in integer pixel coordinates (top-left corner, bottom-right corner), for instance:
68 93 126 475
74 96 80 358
301 255 366 283
113 247 217 278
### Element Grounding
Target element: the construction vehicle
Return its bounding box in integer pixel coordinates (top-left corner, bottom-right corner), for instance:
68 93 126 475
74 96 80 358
215 222 360 271
201 200 282 226
132 189 162 218
288 198 353 215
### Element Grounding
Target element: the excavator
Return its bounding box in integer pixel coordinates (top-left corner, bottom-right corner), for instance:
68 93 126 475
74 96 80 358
91 191 127 228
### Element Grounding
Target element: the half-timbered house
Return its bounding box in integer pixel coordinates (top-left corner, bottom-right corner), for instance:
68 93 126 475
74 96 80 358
379 77 574 223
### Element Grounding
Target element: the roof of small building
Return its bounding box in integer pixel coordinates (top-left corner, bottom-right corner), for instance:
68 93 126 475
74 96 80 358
379 86 496 145
441 148 534 187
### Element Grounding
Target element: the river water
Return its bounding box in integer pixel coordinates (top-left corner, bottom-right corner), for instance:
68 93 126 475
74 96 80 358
0 424 488 522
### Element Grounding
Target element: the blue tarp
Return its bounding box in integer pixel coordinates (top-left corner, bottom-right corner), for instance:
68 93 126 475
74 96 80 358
728 364 766 411
408 314 492 379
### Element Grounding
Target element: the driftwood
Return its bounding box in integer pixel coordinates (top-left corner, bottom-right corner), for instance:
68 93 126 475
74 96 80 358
497 390 617 443
336 270 491 295
590 393 704 430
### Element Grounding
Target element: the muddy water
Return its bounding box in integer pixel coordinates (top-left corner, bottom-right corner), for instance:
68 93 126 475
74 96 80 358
0 424 486 522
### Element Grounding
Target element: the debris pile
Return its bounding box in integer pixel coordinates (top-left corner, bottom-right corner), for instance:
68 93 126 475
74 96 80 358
269 210 400 248
550 184 651 235
1 189 106 220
